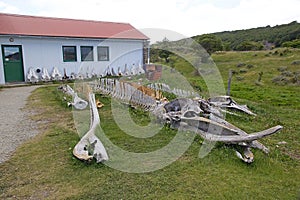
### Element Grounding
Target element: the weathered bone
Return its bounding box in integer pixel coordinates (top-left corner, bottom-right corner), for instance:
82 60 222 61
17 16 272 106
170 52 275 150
123 64 130 76
27 68 39 83
137 64 145 74
73 93 108 163
111 67 118 76
41 68 51 81
208 96 256 116
51 67 62 81
59 85 88 110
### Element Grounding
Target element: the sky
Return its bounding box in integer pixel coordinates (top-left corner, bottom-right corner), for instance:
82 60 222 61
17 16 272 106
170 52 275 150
1 0 300 42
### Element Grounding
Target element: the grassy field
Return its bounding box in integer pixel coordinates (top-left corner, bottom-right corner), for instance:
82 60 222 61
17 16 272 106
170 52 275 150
0 48 299 199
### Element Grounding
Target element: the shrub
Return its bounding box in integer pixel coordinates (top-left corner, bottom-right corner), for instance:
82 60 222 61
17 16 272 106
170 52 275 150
236 63 246 67
247 64 254 69
239 69 248 73
231 70 238 74
281 70 294 77
291 60 300 65
272 75 289 85
277 66 288 72
236 41 264 51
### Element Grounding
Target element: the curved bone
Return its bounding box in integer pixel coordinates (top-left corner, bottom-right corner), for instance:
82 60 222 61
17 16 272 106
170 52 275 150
27 68 39 83
59 85 88 110
208 96 256 116
70 93 89 110
137 64 145 74
73 93 108 163
177 116 282 143
41 68 51 81
123 64 130 76
235 147 254 163
51 67 62 80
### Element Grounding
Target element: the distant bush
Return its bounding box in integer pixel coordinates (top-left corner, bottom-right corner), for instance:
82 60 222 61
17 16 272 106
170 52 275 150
231 70 238 74
277 66 288 72
272 70 300 85
281 70 294 77
239 69 248 73
282 39 300 48
236 41 264 51
193 34 224 54
236 63 246 67
291 60 300 65
247 64 254 69
272 76 289 85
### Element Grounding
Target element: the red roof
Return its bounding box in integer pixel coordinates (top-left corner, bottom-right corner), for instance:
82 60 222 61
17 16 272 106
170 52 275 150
0 13 148 40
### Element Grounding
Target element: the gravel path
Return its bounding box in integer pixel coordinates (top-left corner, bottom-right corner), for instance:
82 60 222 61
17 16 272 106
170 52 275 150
0 86 40 163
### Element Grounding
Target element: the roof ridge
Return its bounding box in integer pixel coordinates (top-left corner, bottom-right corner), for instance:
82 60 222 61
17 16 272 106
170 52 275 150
0 12 148 40
0 12 131 26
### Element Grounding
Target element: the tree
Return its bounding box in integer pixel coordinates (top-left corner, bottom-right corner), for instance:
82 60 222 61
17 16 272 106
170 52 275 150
194 34 223 54
157 37 172 63
235 41 264 51
282 39 300 48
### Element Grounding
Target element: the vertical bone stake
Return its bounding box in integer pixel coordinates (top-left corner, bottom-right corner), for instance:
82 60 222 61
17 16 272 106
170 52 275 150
73 93 108 163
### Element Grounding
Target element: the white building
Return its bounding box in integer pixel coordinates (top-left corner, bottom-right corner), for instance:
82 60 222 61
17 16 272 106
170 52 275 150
0 13 149 84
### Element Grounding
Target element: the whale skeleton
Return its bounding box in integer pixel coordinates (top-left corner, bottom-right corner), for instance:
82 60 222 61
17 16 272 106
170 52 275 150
60 80 282 163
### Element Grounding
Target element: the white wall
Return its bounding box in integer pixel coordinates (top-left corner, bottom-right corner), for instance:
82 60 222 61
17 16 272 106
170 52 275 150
0 36 145 84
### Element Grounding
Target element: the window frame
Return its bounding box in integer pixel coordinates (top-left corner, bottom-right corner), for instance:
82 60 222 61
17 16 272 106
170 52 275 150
97 46 109 61
80 46 94 62
62 46 77 62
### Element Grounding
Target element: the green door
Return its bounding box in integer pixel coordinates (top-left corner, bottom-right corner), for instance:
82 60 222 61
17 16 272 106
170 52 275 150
1 45 24 82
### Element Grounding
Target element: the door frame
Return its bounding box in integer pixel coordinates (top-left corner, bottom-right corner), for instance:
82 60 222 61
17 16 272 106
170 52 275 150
1 45 25 83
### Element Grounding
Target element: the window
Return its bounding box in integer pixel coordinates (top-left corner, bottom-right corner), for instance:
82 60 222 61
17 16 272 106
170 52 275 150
81 46 94 61
3 46 20 61
62 46 77 62
97 46 109 61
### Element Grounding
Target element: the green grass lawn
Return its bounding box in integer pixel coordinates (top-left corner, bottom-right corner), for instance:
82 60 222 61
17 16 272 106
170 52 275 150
0 48 299 199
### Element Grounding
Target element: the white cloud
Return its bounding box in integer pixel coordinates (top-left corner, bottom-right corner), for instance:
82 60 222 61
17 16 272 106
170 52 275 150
0 0 300 41
0 1 19 13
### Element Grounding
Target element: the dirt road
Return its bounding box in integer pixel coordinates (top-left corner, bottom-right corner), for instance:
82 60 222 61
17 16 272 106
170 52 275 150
0 86 40 163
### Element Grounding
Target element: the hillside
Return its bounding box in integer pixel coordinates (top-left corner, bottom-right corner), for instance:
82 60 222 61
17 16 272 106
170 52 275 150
192 21 300 51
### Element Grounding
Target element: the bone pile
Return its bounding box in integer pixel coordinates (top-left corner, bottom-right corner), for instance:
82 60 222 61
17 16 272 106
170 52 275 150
58 79 282 164
89 80 282 163
151 97 282 163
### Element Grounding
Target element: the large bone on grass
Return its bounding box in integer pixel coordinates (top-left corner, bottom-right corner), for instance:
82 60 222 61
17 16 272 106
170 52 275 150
208 96 256 116
70 93 88 110
73 93 108 163
61 85 88 110
209 114 270 153
179 116 282 143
